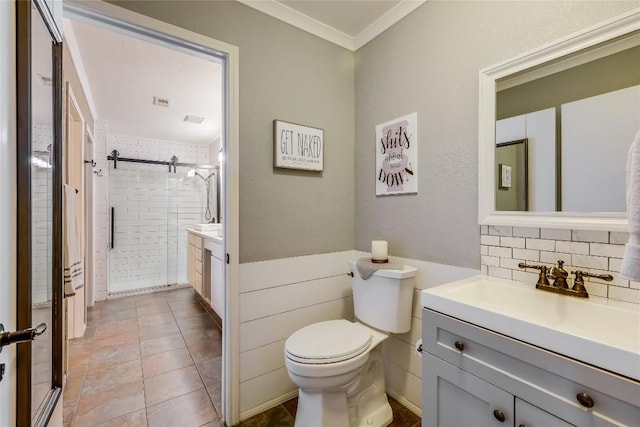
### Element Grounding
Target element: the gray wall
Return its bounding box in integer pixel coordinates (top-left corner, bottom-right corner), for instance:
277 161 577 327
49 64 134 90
354 1 639 269
108 0 355 263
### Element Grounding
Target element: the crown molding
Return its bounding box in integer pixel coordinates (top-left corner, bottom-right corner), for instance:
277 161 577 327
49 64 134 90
354 1 426 50
236 0 426 52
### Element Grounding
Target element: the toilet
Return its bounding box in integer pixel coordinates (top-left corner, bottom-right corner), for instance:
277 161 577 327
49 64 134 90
284 261 418 427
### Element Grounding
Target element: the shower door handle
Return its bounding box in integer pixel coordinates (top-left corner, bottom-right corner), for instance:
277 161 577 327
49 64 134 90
110 207 115 249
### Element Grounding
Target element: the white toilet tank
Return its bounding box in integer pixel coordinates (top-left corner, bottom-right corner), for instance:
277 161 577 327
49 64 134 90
349 261 418 334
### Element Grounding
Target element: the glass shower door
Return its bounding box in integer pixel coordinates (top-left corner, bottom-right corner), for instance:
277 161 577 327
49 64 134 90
108 162 170 294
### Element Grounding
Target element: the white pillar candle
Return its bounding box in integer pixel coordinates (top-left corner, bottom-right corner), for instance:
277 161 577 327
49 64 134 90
371 240 388 263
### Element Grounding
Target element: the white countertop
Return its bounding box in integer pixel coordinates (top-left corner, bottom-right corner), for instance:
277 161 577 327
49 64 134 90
421 275 640 381
187 228 223 244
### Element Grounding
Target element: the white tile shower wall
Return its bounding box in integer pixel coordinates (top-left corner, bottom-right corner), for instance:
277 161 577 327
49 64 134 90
32 125 53 304
481 225 639 304
107 133 210 293
92 127 210 298
237 250 479 418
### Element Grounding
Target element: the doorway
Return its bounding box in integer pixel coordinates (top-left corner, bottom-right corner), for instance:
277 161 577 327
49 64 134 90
63 2 240 425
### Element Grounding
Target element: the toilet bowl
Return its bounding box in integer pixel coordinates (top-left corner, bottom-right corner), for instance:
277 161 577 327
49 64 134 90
284 262 418 427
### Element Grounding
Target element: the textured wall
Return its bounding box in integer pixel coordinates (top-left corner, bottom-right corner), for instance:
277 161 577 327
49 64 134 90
107 0 355 263
354 1 640 269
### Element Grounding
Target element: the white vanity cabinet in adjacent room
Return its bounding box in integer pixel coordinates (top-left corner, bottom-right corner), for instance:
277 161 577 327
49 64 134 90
209 238 224 318
422 309 640 427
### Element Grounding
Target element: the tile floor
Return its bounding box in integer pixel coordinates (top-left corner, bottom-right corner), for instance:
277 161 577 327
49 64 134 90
63 286 223 426
63 286 421 427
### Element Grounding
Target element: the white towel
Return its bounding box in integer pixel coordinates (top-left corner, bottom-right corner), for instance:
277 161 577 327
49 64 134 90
621 130 640 281
64 184 84 297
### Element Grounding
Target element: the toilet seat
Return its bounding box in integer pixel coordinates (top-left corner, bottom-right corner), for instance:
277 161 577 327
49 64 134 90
285 319 372 364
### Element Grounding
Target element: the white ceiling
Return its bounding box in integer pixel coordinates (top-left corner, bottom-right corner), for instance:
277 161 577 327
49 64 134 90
65 18 222 146
63 1 423 147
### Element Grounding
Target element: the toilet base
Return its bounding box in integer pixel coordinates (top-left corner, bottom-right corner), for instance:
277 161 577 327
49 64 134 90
293 346 392 427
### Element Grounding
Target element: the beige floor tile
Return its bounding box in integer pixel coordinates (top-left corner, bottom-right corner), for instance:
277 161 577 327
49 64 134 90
144 365 204 407
74 380 145 426
94 409 147 427
146 388 216 427
140 332 186 358
142 347 194 378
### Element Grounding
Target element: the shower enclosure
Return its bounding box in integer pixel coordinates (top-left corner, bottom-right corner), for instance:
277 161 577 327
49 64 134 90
107 154 216 294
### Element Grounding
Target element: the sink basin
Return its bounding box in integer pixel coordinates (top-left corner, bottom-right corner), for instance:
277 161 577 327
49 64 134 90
421 275 640 380
192 223 222 232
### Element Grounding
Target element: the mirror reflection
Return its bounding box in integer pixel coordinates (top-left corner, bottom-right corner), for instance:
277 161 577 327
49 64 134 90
31 2 54 421
495 31 640 213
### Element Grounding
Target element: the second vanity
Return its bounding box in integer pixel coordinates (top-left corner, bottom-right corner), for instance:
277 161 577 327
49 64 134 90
421 276 640 427
187 226 224 318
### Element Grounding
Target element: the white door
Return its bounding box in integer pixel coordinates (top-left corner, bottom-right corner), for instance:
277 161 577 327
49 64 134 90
0 1 17 425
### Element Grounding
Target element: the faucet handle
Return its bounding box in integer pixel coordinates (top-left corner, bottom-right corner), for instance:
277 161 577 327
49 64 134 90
518 263 550 287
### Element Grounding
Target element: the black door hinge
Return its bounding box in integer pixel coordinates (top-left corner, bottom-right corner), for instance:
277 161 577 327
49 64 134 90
226 253 230 264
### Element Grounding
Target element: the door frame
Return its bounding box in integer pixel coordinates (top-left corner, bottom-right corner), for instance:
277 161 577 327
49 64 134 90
16 0 64 425
63 2 241 424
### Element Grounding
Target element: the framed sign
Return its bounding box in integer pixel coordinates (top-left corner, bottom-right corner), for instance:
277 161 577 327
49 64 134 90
375 112 418 195
274 120 324 171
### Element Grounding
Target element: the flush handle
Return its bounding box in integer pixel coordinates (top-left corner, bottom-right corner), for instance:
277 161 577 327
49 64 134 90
454 340 465 351
0 323 47 353
577 393 594 408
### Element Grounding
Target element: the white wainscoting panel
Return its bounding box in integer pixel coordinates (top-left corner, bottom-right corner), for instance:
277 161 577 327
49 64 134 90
238 249 479 419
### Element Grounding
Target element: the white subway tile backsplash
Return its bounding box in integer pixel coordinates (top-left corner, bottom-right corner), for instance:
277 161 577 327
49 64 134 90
512 248 539 262
556 241 589 255
571 254 608 270
572 230 608 243
512 227 539 238
480 225 488 235
488 246 511 258
608 286 640 304
500 236 525 248
481 226 638 304
481 235 500 246
540 228 571 241
525 238 555 251
540 251 565 264
481 255 500 267
609 232 629 245
488 266 512 280
489 226 512 236
589 243 626 259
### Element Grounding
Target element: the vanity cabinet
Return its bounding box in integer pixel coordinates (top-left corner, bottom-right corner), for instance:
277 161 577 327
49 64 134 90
422 309 640 427
187 232 204 296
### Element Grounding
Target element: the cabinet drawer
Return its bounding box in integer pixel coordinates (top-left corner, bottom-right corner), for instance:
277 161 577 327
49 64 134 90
195 247 202 262
423 309 640 427
195 259 203 274
188 232 197 246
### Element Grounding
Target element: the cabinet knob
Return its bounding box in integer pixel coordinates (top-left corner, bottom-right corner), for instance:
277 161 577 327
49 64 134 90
576 392 594 408
454 340 465 351
493 409 506 422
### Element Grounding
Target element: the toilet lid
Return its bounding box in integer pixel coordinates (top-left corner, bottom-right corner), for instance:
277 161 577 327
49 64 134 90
285 320 372 364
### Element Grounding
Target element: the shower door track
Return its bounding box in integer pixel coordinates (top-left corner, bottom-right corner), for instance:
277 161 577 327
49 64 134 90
107 149 219 172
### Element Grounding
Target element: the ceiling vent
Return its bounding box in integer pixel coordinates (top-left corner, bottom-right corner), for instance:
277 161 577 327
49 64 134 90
153 97 171 108
183 115 205 124
37 73 52 86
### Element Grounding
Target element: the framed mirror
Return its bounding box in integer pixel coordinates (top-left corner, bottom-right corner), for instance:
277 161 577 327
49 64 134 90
478 9 639 231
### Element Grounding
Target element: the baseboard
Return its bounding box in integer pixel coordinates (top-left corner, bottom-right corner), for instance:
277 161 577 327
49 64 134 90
387 389 422 418
239 389 299 422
